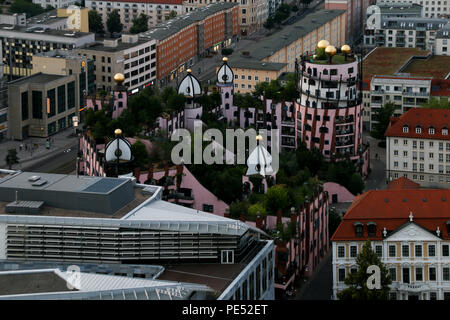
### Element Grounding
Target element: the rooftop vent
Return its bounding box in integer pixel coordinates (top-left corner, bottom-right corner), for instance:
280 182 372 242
6 200 44 215
32 179 47 187
28 175 41 182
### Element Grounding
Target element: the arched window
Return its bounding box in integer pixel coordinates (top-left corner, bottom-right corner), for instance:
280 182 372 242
415 126 422 134
403 125 409 133
225 103 230 109
354 222 363 237
367 222 377 237
225 92 230 99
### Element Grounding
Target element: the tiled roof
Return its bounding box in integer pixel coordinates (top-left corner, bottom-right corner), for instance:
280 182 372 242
92 0 183 4
387 177 420 190
331 189 450 241
385 108 450 140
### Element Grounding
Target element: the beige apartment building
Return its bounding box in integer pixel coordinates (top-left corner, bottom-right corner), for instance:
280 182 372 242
86 0 184 31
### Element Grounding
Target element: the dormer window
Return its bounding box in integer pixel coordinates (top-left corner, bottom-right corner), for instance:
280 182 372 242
354 222 363 237
416 126 422 134
429 127 435 135
443 128 448 136
403 125 409 133
367 222 377 237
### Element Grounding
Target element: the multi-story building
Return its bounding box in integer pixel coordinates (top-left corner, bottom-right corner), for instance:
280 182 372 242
77 34 157 93
376 0 450 18
0 13 26 26
140 2 239 85
183 0 275 35
332 184 450 300
7 73 82 139
0 106 6 142
32 0 77 8
0 169 275 300
325 0 373 43
25 8 90 33
435 24 450 55
365 4 450 51
86 0 184 31
385 108 450 188
0 25 95 80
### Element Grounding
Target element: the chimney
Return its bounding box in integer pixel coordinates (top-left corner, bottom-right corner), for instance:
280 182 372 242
224 207 230 218
147 167 153 180
133 167 140 183
164 164 169 176
239 213 246 222
256 213 263 229
276 209 282 225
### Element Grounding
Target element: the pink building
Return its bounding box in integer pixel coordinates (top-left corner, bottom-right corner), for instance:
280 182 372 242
85 83 128 119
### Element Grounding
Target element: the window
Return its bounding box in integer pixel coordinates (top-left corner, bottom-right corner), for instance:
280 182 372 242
402 245 409 257
429 244 436 257
416 268 423 281
403 125 409 133
203 204 214 212
415 245 422 257
444 267 450 281
430 292 437 300
389 268 397 281
375 245 382 257
21 91 28 120
429 267 436 281
402 268 410 283
350 245 357 258
338 268 346 282
57 85 66 114
389 245 396 257
416 126 422 134
32 91 43 119
443 245 449 256
221 250 234 264
389 292 397 300
338 246 345 258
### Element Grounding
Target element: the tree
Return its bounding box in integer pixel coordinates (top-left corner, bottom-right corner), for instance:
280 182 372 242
131 140 150 169
88 10 104 34
370 102 396 140
129 13 148 34
106 9 123 35
348 173 365 195
221 48 233 56
337 240 392 300
264 185 289 215
9 0 45 17
166 10 177 20
248 203 266 219
421 98 450 109
5 149 19 170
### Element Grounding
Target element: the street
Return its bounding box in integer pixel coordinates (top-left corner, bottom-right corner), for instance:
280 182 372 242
364 133 388 191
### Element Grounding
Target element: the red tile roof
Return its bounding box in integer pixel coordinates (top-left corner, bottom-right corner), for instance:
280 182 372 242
103 0 182 4
431 79 450 97
387 177 420 190
385 108 450 140
331 189 450 241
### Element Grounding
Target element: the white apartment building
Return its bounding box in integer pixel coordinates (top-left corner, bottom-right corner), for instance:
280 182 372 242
332 187 450 300
369 75 431 131
77 34 156 93
33 0 78 8
376 0 450 18
435 24 450 55
385 108 450 188
86 0 184 32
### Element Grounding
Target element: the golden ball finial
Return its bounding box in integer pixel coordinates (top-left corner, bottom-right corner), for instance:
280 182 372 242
325 45 337 56
114 73 125 85
187 69 192 73
114 128 122 136
317 40 330 49
222 57 228 62
341 44 351 54
256 135 263 141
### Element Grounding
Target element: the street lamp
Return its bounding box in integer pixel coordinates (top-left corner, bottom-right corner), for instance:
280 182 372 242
73 116 80 178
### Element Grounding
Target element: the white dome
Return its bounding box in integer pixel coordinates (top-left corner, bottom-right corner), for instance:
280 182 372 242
178 72 201 98
217 61 234 84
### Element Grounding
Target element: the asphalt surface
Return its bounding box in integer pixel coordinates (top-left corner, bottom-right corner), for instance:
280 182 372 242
296 252 333 300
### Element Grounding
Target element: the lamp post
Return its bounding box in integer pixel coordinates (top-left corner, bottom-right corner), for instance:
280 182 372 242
73 116 80 178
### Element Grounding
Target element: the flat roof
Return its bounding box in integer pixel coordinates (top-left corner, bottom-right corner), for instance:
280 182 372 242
228 9 345 62
379 3 423 15
401 55 450 79
80 38 151 53
363 47 429 81
7 73 66 85
227 58 286 71
0 24 92 38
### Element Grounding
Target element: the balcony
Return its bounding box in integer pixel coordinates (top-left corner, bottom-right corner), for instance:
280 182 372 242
403 91 429 97
336 128 354 136
335 116 354 125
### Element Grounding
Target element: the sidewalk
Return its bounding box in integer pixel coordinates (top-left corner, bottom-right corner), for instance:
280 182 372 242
0 128 78 170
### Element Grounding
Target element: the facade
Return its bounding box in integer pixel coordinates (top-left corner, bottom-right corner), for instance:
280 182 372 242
376 0 450 18
325 0 373 43
7 73 81 140
140 2 239 84
77 34 157 93
32 0 77 8
364 4 450 51
86 0 184 31
182 0 274 35
332 186 450 300
0 106 6 142
0 13 26 26
435 24 450 55
0 169 275 300
385 108 450 188
0 26 95 80
25 8 89 33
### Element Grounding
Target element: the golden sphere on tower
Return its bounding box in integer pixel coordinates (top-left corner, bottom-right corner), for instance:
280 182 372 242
256 135 263 141
114 128 122 136
325 45 337 56
317 40 330 49
341 44 351 54
187 69 192 73
114 73 125 85
222 57 228 62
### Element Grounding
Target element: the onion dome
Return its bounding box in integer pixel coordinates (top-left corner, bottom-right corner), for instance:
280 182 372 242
178 69 201 98
217 56 234 84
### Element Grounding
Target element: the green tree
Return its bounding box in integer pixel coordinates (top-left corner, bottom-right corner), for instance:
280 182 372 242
229 200 249 220
166 10 177 20
421 98 450 109
131 140 150 168
88 10 104 34
370 102 396 140
348 173 365 195
337 240 392 300
5 149 19 170
264 185 289 215
9 0 44 17
248 203 266 219
106 9 123 35
129 13 148 34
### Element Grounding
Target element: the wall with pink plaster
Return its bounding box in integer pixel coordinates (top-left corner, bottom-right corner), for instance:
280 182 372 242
323 182 355 203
